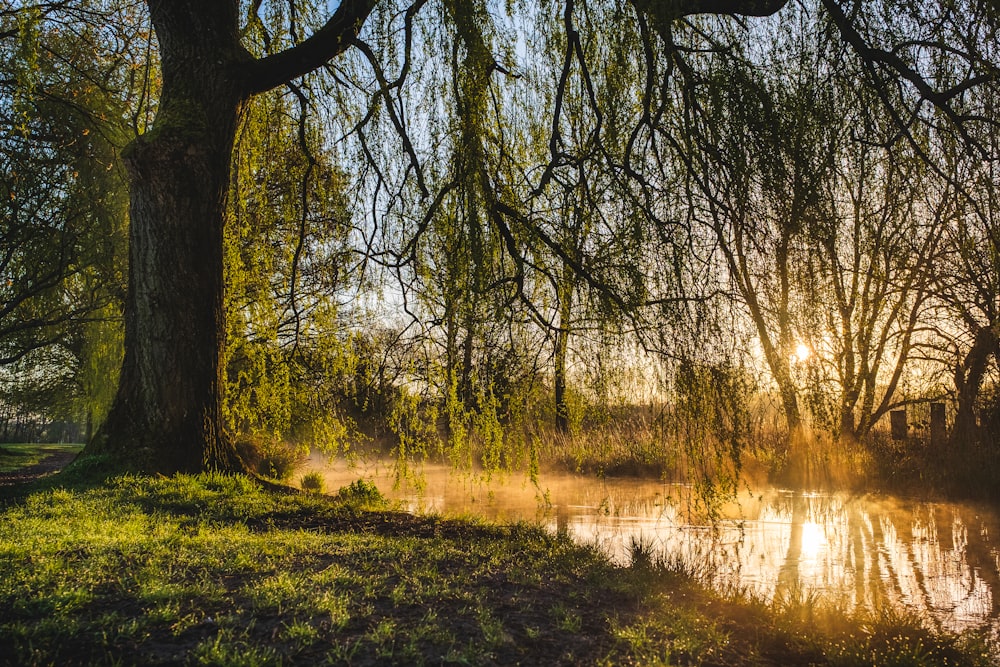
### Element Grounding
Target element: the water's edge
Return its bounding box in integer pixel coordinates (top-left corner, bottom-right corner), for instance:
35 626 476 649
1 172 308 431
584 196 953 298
305 454 1000 636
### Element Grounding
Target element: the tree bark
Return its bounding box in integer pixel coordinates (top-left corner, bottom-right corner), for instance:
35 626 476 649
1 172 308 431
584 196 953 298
86 1 249 472
553 320 571 435
839 402 857 442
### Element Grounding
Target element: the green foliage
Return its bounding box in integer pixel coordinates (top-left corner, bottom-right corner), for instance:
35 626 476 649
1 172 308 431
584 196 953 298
235 436 305 481
333 478 385 506
672 358 755 516
0 1 136 439
224 86 364 457
76 304 124 438
299 471 325 493
387 382 439 477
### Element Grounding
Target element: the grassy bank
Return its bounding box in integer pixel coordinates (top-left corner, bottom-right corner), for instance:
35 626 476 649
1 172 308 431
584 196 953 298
0 461 994 666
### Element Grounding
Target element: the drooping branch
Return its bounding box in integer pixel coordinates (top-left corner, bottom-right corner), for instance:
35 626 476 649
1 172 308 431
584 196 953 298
819 0 998 157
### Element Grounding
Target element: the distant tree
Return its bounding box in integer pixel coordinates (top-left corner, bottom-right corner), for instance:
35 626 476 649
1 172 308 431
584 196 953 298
816 0 1000 445
932 102 1000 444
801 97 944 441
0 2 139 438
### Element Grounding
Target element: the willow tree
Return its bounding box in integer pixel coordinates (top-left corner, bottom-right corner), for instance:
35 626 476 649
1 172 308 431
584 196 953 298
86 0 379 472
225 84 357 456
79 0 797 474
8 0 990 475
650 12 828 436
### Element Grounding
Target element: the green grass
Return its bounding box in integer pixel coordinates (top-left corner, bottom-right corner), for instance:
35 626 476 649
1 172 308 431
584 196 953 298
0 462 994 666
0 443 83 473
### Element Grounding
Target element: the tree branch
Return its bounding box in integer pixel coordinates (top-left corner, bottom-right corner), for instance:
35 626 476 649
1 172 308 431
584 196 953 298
241 0 378 96
630 0 788 28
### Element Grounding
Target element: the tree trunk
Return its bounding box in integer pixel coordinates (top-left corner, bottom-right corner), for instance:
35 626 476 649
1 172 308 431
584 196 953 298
953 325 999 447
779 378 802 439
838 388 860 442
554 327 570 434
86 1 249 473
554 263 574 434
839 406 855 442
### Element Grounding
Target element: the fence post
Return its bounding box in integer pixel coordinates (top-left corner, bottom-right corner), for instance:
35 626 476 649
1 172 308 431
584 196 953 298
890 409 908 440
930 402 946 448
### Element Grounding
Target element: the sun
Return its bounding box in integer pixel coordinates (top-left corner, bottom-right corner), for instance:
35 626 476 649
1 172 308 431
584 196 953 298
794 342 811 362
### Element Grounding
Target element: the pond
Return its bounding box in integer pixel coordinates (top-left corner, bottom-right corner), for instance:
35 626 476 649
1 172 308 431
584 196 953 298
302 454 1000 637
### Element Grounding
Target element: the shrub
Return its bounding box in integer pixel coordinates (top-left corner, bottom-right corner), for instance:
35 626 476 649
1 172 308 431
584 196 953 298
300 471 325 493
236 436 305 481
335 479 385 506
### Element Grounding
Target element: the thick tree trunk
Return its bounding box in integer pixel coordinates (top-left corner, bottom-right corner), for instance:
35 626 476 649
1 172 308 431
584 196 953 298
86 1 249 473
78 0 373 473
89 130 240 472
953 325 999 447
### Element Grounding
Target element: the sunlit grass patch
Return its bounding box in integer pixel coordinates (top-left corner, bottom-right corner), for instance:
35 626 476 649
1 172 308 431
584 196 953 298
0 443 82 473
610 611 732 666
191 627 279 667
279 617 321 645
818 606 993 667
242 569 350 623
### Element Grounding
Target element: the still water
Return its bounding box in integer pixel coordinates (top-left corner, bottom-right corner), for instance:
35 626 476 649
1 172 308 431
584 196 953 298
303 454 1000 636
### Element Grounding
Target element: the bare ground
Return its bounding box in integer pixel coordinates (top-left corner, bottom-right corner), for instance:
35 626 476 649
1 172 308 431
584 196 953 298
0 448 78 487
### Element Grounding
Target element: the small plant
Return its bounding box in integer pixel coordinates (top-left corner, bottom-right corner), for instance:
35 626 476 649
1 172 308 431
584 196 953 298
628 535 659 571
235 436 305 481
335 479 386 506
300 471 325 494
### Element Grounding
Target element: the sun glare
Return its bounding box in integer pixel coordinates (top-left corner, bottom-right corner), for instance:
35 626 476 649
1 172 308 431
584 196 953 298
800 521 825 560
792 342 811 363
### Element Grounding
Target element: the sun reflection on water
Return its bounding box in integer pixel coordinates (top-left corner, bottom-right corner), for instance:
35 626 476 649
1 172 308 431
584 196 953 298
800 521 825 560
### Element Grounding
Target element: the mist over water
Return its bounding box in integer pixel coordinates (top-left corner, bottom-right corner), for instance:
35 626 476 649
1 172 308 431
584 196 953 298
304 454 1000 636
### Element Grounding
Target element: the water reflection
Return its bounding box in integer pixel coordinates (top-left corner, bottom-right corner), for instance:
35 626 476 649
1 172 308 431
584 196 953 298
304 455 1000 635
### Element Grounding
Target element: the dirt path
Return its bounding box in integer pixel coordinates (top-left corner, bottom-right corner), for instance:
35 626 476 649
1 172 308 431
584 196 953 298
0 450 78 487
